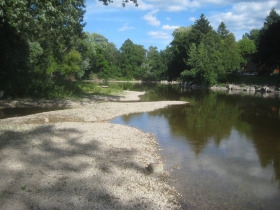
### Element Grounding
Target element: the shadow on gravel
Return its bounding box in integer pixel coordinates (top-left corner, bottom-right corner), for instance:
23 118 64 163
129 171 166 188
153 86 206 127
0 124 153 209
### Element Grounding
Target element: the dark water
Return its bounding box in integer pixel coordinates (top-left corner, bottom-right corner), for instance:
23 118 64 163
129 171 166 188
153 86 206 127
112 83 280 210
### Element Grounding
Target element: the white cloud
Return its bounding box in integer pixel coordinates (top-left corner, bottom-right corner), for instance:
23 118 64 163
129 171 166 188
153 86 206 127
162 24 180 31
143 9 161 27
189 17 196 22
209 1 280 39
167 5 185 12
118 23 135 31
136 0 201 11
147 31 171 39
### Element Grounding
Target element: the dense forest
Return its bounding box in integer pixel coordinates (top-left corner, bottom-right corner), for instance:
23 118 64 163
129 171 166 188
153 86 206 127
0 1 279 98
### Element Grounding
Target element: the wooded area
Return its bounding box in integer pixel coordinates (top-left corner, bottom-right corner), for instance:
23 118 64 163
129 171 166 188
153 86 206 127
0 1 279 98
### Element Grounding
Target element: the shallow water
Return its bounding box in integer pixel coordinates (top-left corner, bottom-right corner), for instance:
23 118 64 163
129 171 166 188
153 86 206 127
112 84 280 209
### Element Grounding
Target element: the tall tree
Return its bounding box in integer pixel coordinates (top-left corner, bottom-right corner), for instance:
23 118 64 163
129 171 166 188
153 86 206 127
218 22 240 72
182 31 224 86
168 26 193 80
237 38 256 67
217 21 230 39
257 8 280 66
146 46 165 81
258 20 280 66
188 14 213 46
119 39 146 79
243 29 260 46
262 8 280 30
0 0 87 95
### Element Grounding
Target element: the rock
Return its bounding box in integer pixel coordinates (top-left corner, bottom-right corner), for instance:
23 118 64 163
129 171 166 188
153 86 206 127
254 86 262 92
44 117 49 123
226 84 232 89
261 87 267 92
147 163 164 173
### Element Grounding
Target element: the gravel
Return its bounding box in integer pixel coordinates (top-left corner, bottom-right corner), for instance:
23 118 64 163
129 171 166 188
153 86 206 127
0 91 186 209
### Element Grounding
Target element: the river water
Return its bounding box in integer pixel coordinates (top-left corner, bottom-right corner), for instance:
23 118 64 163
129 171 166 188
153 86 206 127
111 83 280 210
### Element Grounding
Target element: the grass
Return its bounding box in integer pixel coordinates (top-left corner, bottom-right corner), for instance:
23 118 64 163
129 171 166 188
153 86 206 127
75 81 123 96
3 79 125 99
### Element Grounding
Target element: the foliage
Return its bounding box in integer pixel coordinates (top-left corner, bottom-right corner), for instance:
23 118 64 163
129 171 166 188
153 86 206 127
0 2 279 98
100 0 138 7
237 38 256 66
182 41 224 86
220 33 240 73
217 22 229 39
59 50 83 79
258 21 280 66
119 39 146 80
257 8 280 66
243 29 260 46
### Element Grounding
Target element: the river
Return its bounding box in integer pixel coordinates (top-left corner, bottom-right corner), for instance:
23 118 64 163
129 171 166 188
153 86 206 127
112 83 280 210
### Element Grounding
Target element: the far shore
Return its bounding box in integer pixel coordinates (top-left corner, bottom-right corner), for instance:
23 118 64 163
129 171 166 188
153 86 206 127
0 91 187 209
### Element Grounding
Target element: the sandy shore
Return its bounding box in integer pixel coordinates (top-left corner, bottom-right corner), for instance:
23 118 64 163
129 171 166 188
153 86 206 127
0 91 186 209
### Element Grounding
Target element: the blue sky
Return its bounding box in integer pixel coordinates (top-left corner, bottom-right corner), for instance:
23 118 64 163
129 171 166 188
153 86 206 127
84 0 280 51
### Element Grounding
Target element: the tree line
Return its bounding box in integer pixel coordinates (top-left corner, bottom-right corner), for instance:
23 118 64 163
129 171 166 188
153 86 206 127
0 1 279 97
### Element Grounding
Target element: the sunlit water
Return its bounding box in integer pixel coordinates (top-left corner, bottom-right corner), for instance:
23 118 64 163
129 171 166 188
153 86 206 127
112 84 280 209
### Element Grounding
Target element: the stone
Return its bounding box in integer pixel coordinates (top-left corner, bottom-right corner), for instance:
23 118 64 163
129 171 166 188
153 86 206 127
147 163 164 173
226 84 232 89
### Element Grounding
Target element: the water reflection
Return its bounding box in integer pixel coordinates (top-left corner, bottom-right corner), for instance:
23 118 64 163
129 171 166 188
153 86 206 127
112 86 280 209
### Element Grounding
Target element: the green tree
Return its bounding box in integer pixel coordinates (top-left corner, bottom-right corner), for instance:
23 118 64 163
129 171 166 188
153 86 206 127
237 38 256 67
0 0 87 96
104 43 121 78
217 21 230 39
146 46 166 81
168 26 193 80
257 8 280 66
217 22 240 72
243 29 260 46
258 20 280 66
167 14 214 82
94 46 109 82
188 14 213 46
182 40 223 86
262 8 280 30
59 49 82 79
119 39 146 79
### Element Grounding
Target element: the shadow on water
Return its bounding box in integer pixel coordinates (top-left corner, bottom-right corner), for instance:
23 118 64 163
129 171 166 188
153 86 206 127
112 83 280 209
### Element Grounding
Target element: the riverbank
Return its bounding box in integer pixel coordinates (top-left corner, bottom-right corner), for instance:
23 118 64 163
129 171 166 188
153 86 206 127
0 90 146 109
0 91 186 209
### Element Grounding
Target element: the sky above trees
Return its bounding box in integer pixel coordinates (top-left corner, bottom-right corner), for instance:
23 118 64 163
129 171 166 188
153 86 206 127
84 0 280 50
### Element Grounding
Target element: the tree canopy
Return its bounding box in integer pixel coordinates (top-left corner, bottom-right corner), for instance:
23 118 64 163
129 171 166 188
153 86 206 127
0 3 279 97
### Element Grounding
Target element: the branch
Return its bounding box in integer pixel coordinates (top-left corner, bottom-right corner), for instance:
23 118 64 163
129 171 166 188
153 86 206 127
99 0 138 7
